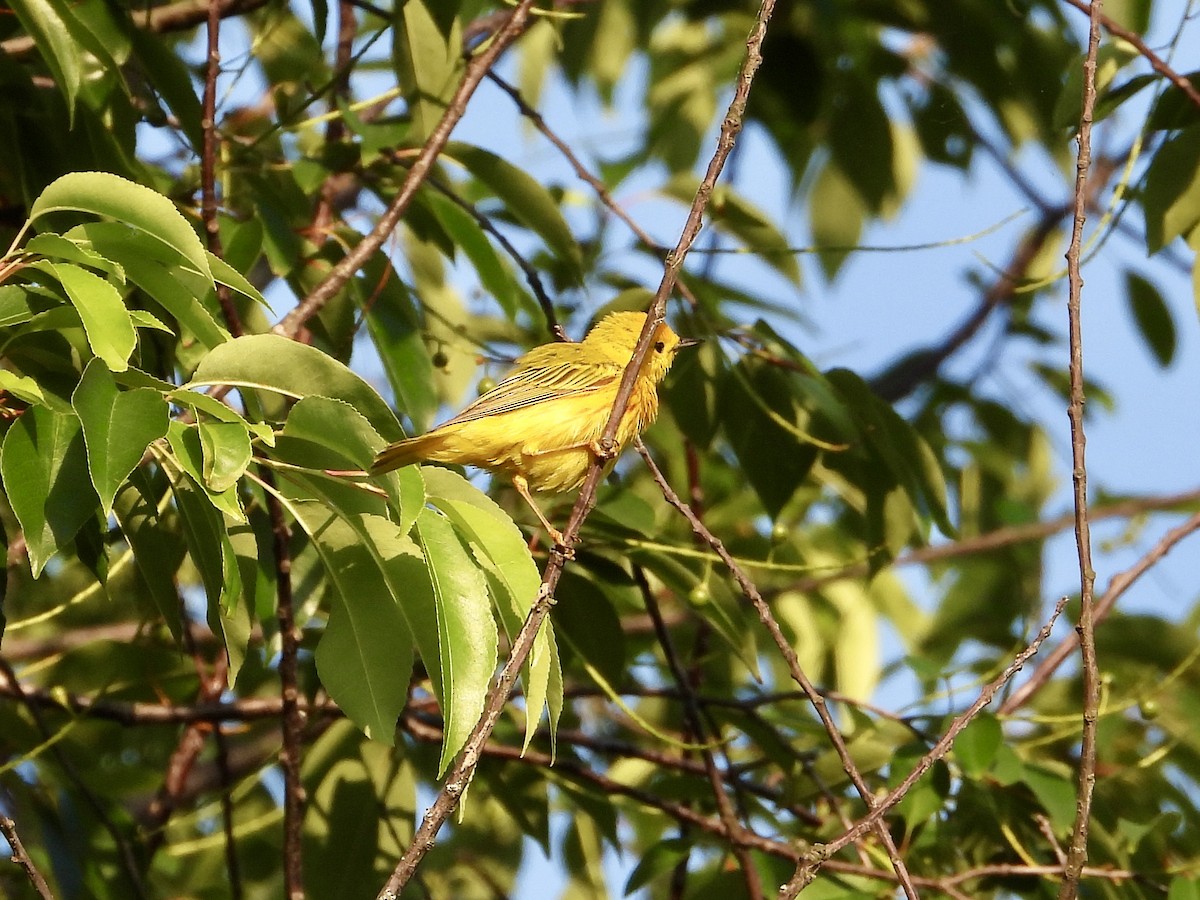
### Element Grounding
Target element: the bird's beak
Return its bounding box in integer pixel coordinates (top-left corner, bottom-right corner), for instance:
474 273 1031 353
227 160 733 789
677 337 703 350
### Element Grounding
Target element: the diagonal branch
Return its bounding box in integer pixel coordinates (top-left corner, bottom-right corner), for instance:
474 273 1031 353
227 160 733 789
1061 0 1200 113
780 596 1070 897
373 3 779 895
999 509 1200 714
274 3 538 339
635 442 920 899
0 814 54 900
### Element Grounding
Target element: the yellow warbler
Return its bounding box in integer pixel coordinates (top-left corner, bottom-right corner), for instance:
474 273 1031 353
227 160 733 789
371 311 699 542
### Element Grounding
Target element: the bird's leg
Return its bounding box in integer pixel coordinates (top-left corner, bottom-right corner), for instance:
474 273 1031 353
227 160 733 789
513 475 573 558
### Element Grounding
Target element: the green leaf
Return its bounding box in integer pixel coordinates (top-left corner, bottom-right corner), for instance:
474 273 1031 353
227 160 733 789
25 232 125 279
72 358 169 515
198 421 252 494
283 395 424 534
170 467 243 619
445 142 583 275
718 358 816 518
393 0 463 140
190 334 403 441
1125 271 1176 366
1148 70 1200 131
30 172 211 281
289 503 416 743
8 0 84 120
208 252 270 309
424 467 559 751
423 189 521 316
50 262 137 371
1144 125 1200 253
1169 876 1200 900
413 507 497 774
1 405 98 576
955 713 1002 777
72 222 230 350
0 370 74 415
129 28 204 151
0 284 56 327
112 470 185 639
303 761 379 897
624 838 690 896
810 161 866 280
362 271 438 433
166 421 245 521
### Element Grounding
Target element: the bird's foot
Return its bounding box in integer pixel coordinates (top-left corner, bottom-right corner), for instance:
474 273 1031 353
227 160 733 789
589 439 617 462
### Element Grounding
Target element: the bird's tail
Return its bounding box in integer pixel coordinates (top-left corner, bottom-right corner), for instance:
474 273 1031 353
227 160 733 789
370 433 441 475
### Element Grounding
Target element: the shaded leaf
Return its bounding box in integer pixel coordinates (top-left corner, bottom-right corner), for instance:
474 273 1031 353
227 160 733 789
1 405 98 576
1125 270 1176 367
72 358 169 514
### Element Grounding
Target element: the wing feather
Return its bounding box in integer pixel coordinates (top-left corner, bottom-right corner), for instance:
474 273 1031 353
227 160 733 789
442 358 621 427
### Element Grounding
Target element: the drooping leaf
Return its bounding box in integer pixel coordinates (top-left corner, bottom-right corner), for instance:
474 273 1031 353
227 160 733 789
1125 270 1176 367
8 0 85 119
393 0 463 140
413 506 497 774
72 358 169 514
112 470 185 639
282 395 424 534
1144 125 1200 253
1 405 98 576
424 466 560 751
289 501 416 744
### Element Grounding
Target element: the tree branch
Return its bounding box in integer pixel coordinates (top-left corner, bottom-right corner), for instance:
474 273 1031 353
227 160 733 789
1058 2 1104 894
636 443 920 898
274 3 538 339
0 814 54 900
780 596 1069 896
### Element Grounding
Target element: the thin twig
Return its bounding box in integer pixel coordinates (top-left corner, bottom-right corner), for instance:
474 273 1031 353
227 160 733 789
373 5 778 895
637 568 763 899
1061 0 1200 113
0 814 54 899
259 468 305 900
1058 3 1104 895
636 443 920 899
420 172 558 336
1000 509 1200 714
274 2 538 339
200 2 242 337
779 596 1070 897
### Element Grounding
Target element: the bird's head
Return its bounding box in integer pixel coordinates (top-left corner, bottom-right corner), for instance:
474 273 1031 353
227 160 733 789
585 311 701 383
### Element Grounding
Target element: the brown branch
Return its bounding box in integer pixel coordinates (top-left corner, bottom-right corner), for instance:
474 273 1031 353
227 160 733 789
201 0 242 338
274 3 538 340
1 0 272 59
1059 3 1104 895
780 596 1070 897
373 5 778 896
637 569 763 899
1061 0 1200 112
307 0 358 244
0 814 54 900
636 444 920 898
259 468 305 900
1000 508 1200 714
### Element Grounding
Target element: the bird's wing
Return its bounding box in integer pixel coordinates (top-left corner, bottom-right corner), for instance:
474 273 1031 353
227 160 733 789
441 356 622 427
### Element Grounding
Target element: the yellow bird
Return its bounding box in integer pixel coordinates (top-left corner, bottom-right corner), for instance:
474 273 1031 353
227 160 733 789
371 311 699 544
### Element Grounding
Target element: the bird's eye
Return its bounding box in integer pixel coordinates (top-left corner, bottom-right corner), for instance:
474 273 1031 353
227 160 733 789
654 341 665 353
